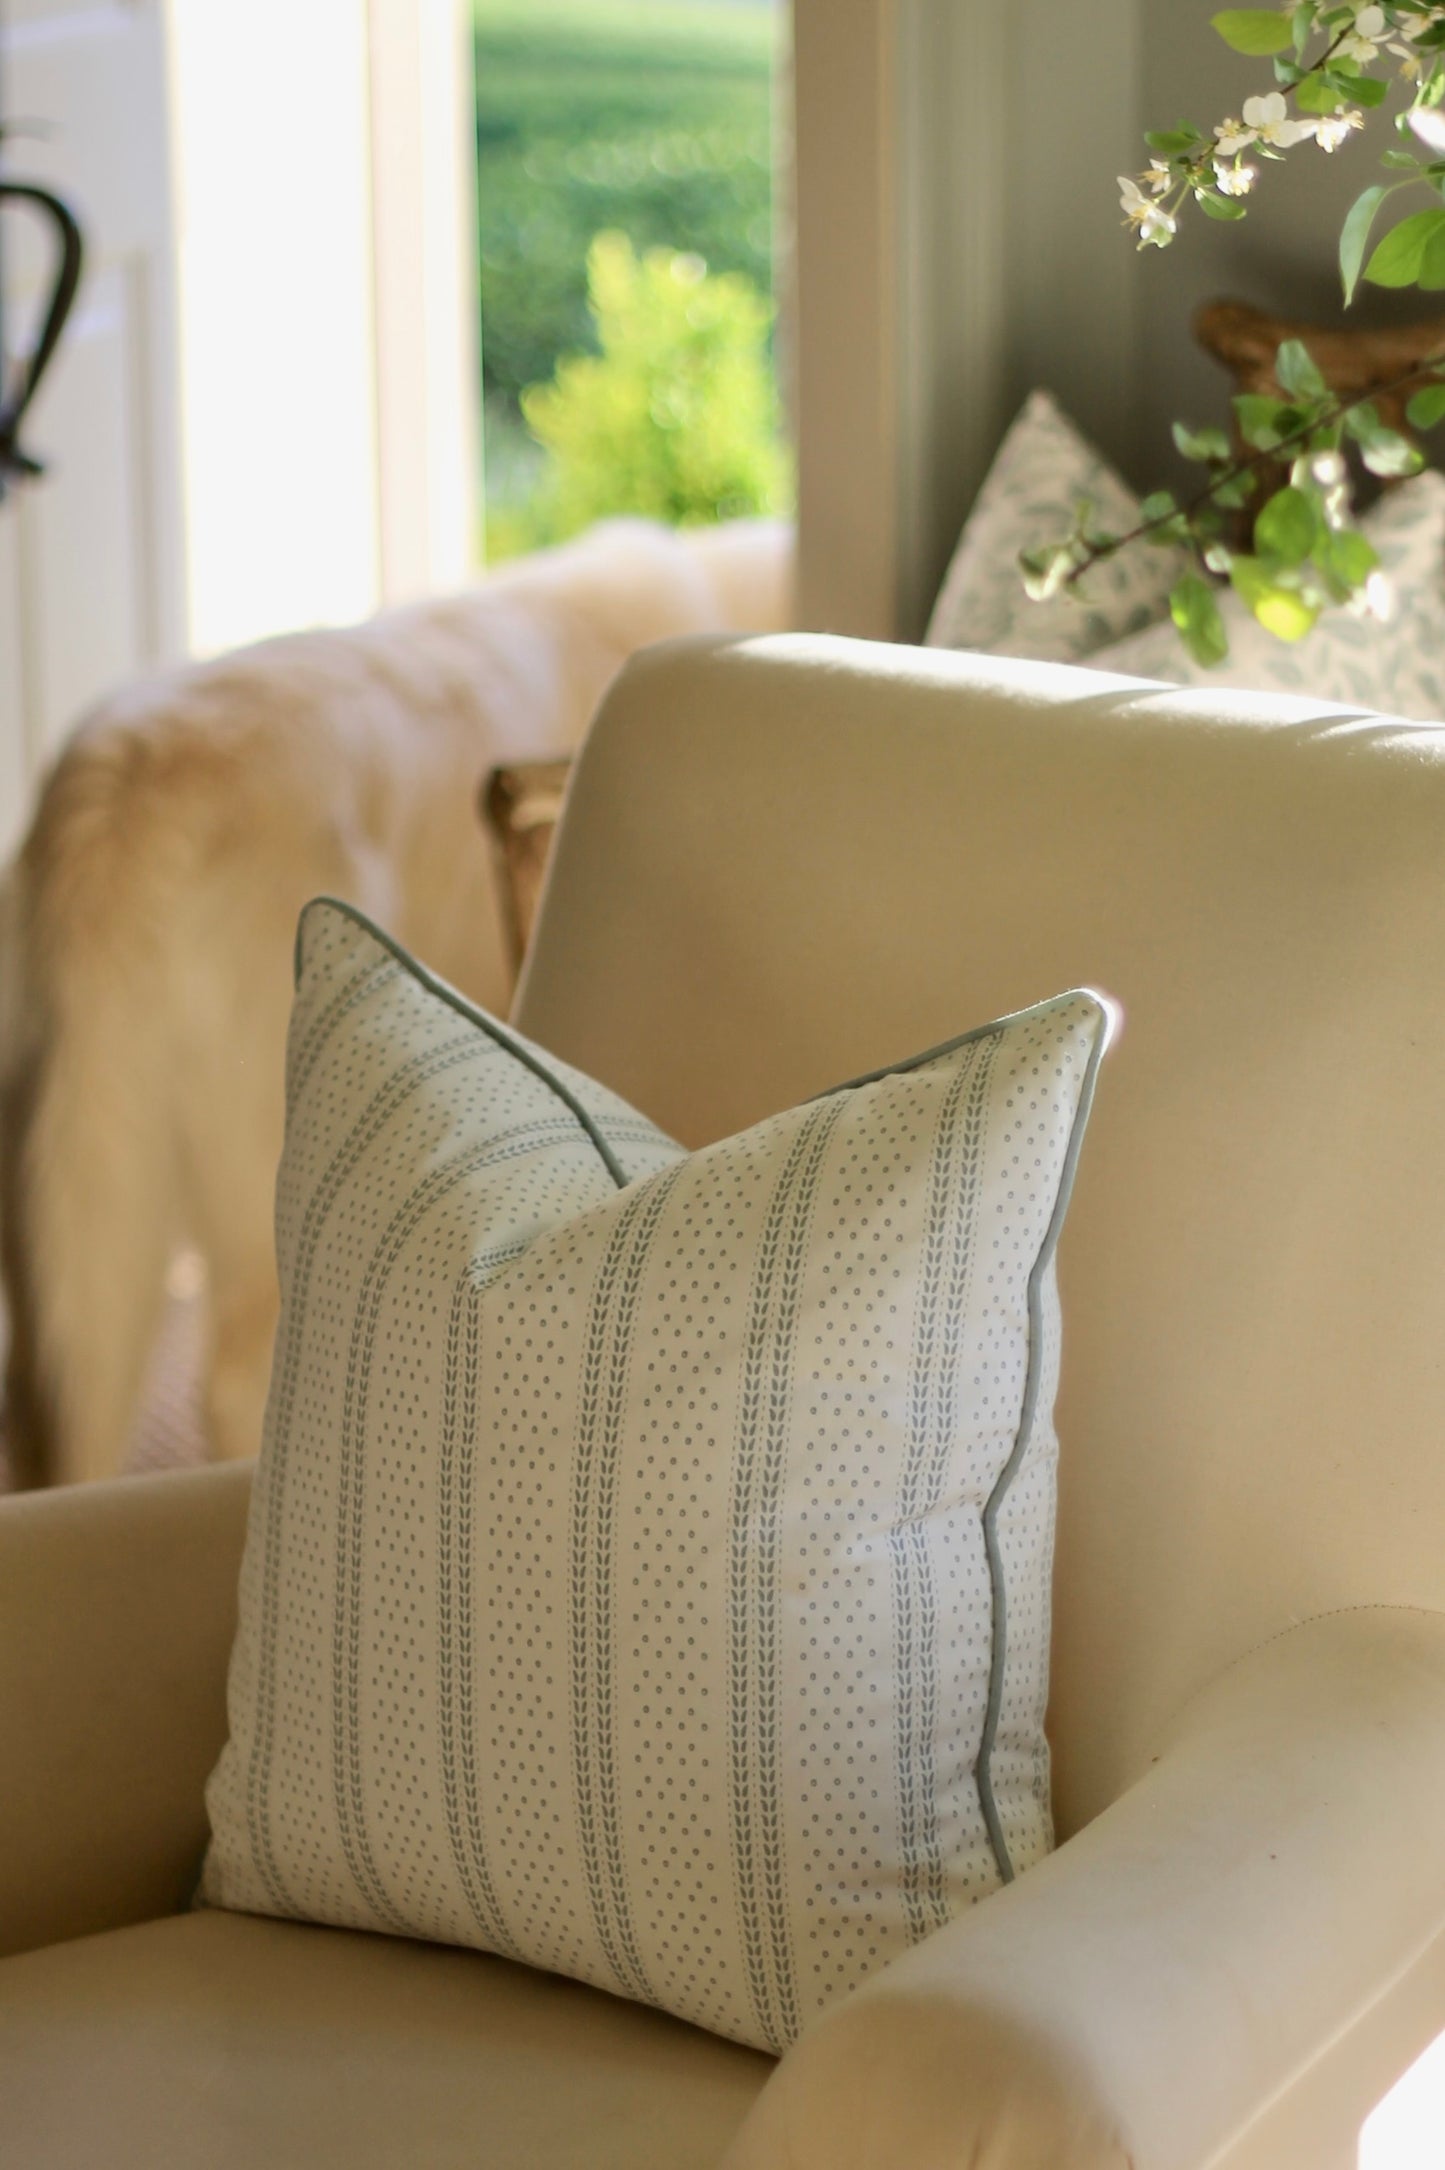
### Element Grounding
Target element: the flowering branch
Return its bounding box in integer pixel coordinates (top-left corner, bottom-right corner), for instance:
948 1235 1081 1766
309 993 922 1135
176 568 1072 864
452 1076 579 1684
1025 3 1445 664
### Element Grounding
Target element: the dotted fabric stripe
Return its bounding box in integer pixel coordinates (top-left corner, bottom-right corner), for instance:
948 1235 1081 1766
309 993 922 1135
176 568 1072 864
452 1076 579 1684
728 1095 845 2051
246 1029 492 1916
437 1275 522 1957
569 1164 683 2005
202 901 1110 2054
895 1035 996 1941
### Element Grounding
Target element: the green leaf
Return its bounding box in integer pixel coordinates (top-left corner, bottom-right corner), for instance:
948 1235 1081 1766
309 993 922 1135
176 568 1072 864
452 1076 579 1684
1381 149 1422 170
1361 430 1426 477
1343 399 1425 472
1343 400 1383 443
1211 8 1295 53
1340 184 1391 304
1364 207 1445 289
1198 190 1248 219
1170 574 1230 666
1229 556 1319 641
1139 489 1179 524
1274 338 1327 401
1406 381 1445 428
1295 73 1347 116
1227 554 1271 608
1316 527 1379 588
1173 420 1232 463
1234 393 1299 450
1351 73 1388 109
1419 219 1445 288
1256 589 1320 640
1145 126 1201 154
1213 469 1260 509
1254 484 1319 565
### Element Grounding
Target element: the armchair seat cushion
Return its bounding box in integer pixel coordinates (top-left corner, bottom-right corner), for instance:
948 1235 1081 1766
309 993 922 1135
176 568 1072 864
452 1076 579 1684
0 1909 773 2170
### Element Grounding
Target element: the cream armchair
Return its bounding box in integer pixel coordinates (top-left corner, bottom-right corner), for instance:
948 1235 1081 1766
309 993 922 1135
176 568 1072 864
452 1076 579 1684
3 634 1445 2169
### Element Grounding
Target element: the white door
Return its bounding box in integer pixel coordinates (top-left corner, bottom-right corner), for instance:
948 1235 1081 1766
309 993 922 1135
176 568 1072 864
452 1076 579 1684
0 0 185 858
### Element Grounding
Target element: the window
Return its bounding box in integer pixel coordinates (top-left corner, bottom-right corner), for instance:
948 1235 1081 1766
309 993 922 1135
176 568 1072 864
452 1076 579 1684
474 0 792 560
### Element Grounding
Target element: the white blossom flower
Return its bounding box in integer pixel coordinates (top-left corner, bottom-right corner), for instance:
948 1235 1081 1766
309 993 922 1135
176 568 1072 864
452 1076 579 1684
1337 4 1387 62
1119 175 1177 245
1390 3 1434 57
1213 159 1257 195
1299 449 1350 524
1241 91 1317 149
1407 103 1445 153
1214 115 1257 156
1146 159 1174 195
1313 108 1365 151
1348 570 1395 621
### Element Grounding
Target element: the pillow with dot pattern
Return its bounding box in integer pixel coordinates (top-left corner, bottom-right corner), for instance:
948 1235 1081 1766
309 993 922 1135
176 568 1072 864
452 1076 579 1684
925 387 1181 662
1089 471 1445 721
200 898 1112 2055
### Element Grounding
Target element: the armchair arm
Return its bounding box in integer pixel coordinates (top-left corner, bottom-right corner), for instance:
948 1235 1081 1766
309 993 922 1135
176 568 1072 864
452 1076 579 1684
724 1608 1445 2170
0 1462 250 1958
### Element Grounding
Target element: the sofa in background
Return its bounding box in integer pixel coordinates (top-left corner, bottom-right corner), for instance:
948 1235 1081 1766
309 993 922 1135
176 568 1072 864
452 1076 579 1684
3 634 1445 2167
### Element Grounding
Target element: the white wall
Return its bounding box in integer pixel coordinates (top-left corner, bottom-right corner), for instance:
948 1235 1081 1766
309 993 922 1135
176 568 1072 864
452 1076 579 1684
166 0 382 655
367 0 481 607
165 0 479 659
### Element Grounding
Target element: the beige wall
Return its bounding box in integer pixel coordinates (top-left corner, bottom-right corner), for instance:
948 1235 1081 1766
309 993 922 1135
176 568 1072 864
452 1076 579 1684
794 0 1407 641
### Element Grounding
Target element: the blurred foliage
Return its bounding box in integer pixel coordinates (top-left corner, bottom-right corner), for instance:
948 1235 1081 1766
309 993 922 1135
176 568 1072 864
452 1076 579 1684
520 233 789 540
474 0 788 558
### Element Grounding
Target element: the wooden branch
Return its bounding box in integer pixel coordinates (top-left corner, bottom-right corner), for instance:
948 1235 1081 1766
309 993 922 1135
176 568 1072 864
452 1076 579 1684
1194 296 1445 441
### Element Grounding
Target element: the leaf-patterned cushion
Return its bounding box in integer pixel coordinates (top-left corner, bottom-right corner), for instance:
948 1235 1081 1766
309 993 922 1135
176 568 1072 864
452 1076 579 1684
1091 471 1445 721
925 388 1181 662
201 899 1112 2054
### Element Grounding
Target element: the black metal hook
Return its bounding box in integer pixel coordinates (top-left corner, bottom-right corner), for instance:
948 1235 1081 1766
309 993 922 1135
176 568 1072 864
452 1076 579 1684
0 177 84 501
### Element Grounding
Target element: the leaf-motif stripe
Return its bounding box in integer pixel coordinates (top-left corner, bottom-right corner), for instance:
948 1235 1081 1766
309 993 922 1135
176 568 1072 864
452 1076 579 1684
286 955 399 1103
438 1276 523 1956
332 1117 584 1928
465 1237 530 1288
603 1120 679 1149
297 897 640 1189
729 1098 844 2051
245 1028 487 1912
895 1035 996 1939
569 1164 682 2003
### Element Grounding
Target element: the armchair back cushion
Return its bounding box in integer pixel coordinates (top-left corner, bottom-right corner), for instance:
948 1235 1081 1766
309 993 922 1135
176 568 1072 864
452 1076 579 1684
514 635 1445 1837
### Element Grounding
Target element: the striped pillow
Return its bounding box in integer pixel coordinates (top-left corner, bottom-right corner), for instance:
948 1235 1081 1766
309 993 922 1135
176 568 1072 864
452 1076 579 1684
201 899 1112 2054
